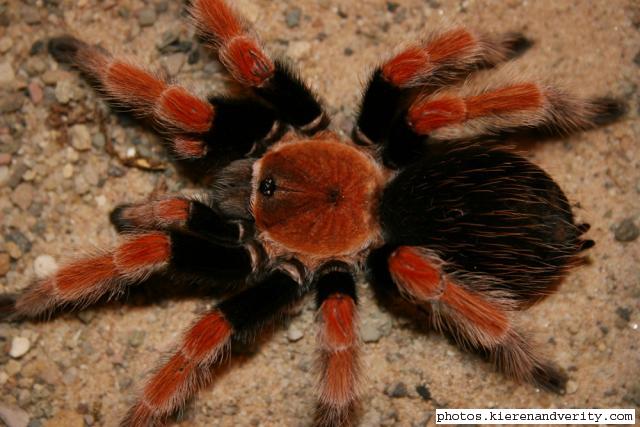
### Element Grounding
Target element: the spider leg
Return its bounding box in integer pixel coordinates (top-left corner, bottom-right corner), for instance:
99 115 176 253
109 195 249 246
6 231 255 319
403 79 626 142
314 264 360 427
188 0 328 133
380 246 567 393
123 269 306 427
48 36 278 161
354 28 530 146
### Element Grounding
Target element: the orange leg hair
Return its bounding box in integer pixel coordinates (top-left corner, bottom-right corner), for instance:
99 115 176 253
381 28 529 88
388 246 567 392
189 0 274 87
12 233 172 318
48 36 212 158
314 267 360 426
407 81 624 140
124 310 233 427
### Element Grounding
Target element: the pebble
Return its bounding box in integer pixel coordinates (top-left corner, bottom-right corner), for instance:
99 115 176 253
92 132 106 149
24 57 47 77
42 70 69 86
33 255 58 279
0 402 30 427
361 322 382 343
28 82 43 104
54 80 75 104
284 7 302 28
137 7 157 27
127 330 146 348
162 53 186 77
566 380 578 394
286 326 304 342
0 94 24 114
0 153 11 166
9 336 31 359
0 252 10 276
613 218 639 242
21 6 41 25
384 381 408 398
0 62 15 85
70 124 92 151
415 384 431 400
6 242 22 259
11 183 34 210
0 36 12 53
62 163 74 179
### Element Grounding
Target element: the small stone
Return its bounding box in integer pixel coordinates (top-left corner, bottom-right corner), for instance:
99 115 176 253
616 306 632 322
76 310 95 325
42 70 69 86
0 36 13 53
0 153 10 166
70 124 92 151
54 80 74 104
566 380 578 394
415 384 431 400
6 229 31 255
0 62 15 85
127 330 146 348
162 53 186 77
6 242 22 259
344 47 354 56
137 7 157 27
0 401 30 427
34 255 58 279
21 6 41 24
62 163 74 179
385 382 408 398
11 183 34 210
28 81 43 104
24 57 47 76
284 7 302 28
0 252 10 276
9 336 31 359
361 322 382 343
614 218 639 242
0 94 24 114
286 326 304 342
386 2 400 12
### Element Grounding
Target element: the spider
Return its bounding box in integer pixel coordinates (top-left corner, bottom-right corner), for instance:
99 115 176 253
0 0 625 426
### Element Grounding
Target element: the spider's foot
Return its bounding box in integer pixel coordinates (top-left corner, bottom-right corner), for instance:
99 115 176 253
591 97 627 126
48 35 87 64
532 363 568 395
0 293 18 322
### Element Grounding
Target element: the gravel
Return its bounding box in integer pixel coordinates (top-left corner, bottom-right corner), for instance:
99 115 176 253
0 1 637 426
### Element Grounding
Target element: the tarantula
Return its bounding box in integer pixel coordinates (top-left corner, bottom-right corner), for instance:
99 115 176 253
0 0 624 425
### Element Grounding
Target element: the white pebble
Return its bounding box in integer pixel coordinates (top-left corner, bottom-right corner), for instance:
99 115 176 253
9 337 31 359
33 254 58 279
286 326 304 342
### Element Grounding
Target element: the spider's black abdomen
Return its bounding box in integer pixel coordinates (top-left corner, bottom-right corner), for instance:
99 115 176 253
378 144 590 302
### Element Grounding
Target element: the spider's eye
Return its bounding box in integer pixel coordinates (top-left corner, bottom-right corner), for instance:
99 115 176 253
259 177 276 197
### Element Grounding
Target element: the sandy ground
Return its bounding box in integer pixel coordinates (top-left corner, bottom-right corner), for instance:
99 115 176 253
0 0 639 426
